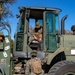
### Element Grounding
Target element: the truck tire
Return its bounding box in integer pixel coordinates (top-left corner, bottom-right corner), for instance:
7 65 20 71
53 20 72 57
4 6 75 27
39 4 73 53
48 60 75 75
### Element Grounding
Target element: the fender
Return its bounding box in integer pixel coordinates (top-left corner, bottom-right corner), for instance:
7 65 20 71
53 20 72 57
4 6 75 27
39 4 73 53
64 49 75 62
47 47 71 64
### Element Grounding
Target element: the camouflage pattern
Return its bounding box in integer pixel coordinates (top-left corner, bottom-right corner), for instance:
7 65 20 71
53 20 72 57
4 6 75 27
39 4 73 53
35 22 42 28
33 22 43 42
30 70 44 75
33 33 42 42
25 57 44 75
14 62 22 73
38 28 43 34
34 23 43 34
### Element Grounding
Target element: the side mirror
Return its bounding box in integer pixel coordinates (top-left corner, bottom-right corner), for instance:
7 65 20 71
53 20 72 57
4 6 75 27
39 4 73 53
56 32 60 43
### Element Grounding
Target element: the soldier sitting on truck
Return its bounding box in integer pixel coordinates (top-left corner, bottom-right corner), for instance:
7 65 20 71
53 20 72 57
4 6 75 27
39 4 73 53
29 22 43 50
33 22 43 42
33 22 43 50
25 52 44 75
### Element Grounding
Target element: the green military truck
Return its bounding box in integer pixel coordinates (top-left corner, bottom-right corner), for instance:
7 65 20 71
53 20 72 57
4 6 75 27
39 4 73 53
0 6 75 75
0 24 11 75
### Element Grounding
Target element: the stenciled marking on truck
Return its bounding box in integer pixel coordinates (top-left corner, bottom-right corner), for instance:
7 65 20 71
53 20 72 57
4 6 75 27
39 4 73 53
3 37 10 57
3 52 8 57
4 46 10 51
0 59 6 64
5 37 9 43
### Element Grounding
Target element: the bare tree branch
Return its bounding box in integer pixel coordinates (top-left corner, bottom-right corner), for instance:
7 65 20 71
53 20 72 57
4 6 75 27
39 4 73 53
0 0 16 21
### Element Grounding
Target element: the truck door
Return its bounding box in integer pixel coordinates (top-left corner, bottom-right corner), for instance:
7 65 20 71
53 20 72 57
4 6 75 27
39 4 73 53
45 11 59 52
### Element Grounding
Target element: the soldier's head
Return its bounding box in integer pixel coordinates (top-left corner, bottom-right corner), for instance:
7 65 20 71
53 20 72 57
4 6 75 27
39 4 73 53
35 22 42 29
31 52 37 58
71 25 75 35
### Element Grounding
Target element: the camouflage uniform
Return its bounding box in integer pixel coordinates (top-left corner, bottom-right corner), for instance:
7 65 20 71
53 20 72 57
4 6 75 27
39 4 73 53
28 22 43 46
33 22 43 50
25 52 44 75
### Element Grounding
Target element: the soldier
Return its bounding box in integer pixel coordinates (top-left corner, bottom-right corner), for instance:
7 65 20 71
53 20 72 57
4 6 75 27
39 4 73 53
25 52 44 75
71 25 75 35
33 22 43 50
33 22 43 42
28 22 43 47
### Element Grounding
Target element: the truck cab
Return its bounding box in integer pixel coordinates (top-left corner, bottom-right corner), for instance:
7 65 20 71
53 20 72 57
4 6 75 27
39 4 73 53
13 7 61 56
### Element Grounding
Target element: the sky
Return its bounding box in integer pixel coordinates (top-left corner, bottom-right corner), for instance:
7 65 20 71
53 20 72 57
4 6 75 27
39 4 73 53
9 0 75 39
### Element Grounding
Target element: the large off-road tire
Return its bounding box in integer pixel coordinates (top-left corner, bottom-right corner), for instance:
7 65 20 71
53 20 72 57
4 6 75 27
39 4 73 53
48 60 75 75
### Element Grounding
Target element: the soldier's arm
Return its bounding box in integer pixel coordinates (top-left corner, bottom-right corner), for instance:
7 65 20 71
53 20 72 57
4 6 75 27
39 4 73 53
41 55 48 65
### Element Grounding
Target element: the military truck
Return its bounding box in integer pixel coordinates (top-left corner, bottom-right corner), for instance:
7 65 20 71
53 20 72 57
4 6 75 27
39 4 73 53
0 6 75 75
0 24 11 75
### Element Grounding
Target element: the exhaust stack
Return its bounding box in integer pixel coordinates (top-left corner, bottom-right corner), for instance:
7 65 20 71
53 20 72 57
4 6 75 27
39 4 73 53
61 15 68 34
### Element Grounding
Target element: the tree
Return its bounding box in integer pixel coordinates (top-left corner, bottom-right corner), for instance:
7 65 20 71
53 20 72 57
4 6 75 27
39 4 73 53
0 0 16 53
0 0 16 22
0 0 16 37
